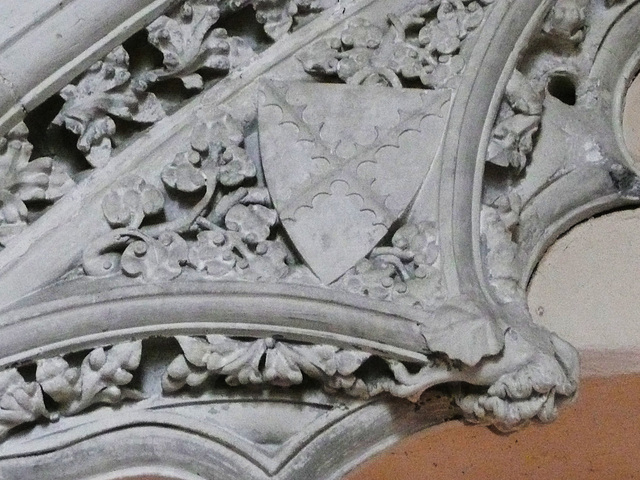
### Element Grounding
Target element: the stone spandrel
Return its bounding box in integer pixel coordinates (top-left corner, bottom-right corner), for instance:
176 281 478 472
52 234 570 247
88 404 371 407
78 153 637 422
2 0 639 477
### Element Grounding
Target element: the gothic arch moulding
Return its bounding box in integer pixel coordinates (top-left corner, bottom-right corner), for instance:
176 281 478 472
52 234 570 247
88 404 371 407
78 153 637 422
0 0 636 478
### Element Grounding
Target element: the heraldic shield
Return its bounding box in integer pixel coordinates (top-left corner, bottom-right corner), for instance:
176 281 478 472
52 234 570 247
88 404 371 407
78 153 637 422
258 81 451 284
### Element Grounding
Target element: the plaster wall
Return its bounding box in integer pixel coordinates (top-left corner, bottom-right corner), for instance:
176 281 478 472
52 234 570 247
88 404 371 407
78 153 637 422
528 209 640 373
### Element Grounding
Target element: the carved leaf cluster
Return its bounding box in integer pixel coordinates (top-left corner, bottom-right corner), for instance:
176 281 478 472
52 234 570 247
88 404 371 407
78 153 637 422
52 46 165 167
0 342 142 438
0 369 49 438
456 330 579 432
252 0 337 40
486 69 543 171
339 222 445 310
0 324 579 439
299 1 493 89
36 341 144 415
146 1 256 91
84 112 297 283
481 192 523 302
162 335 371 392
0 123 74 247
144 0 338 91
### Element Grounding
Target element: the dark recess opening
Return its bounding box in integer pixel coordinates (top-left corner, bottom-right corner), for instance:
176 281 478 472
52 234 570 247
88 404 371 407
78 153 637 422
547 74 577 105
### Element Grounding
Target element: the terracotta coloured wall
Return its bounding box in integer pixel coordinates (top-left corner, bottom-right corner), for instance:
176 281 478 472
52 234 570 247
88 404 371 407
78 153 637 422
346 375 640 480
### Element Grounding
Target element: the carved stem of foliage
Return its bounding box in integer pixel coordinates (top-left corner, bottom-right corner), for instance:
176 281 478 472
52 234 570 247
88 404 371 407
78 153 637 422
0 123 74 247
52 46 165 167
162 335 371 392
83 228 188 280
339 222 446 310
0 342 142 438
143 177 217 237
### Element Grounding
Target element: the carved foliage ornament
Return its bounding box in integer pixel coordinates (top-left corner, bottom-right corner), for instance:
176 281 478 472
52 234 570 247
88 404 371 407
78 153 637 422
0 330 578 439
0 342 142 438
299 0 493 88
0 0 344 249
3 0 636 473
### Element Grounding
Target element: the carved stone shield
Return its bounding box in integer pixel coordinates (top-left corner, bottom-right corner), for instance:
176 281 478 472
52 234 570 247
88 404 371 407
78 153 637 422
259 82 451 283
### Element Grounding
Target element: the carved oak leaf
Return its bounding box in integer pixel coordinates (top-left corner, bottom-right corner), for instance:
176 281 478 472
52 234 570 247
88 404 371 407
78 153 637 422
162 337 214 392
297 38 342 75
146 0 256 90
121 232 188 280
264 343 370 387
419 21 460 56
0 369 49 438
392 222 439 266
341 17 385 48
102 175 165 228
52 46 165 167
36 342 143 415
424 297 504 366
170 335 268 387
0 123 74 243
341 259 396 301
36 357 80 405
204 335 267 386
225 204 277 244
253 0 338 40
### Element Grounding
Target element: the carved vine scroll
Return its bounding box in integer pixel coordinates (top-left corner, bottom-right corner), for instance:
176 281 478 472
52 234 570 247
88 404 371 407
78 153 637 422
0 0 637 477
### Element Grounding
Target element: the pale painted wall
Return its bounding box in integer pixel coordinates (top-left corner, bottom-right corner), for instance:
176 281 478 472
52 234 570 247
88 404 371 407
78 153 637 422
529 209 640 375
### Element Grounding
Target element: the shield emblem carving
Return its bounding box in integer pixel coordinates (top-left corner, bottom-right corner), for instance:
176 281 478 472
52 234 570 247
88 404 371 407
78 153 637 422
258 82 451 284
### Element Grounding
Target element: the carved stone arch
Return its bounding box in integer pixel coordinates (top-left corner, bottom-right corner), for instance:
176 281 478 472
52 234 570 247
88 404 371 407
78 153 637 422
0 0 636 478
